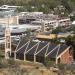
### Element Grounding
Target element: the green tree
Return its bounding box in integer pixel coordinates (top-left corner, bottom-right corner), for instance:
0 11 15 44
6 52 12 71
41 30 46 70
51 27 63 34
70 16 75 21
61 0 72 13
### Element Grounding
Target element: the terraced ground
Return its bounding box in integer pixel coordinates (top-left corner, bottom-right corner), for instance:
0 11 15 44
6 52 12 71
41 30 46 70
0 60 75 75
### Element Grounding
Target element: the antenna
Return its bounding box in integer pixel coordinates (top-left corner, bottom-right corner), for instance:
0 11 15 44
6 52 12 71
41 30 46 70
5 15 11 59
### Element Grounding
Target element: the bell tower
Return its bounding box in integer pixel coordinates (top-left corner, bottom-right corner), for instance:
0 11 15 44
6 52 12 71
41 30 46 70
5 16 11 59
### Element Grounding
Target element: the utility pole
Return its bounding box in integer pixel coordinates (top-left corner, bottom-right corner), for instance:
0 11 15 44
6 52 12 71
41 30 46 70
5 15 11 59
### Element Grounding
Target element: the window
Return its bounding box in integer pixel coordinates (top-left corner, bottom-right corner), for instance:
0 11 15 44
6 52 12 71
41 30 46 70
58 58 61 63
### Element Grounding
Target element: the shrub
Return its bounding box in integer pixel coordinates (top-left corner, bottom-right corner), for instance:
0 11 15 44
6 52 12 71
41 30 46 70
7 59 16 65
44 58 55 68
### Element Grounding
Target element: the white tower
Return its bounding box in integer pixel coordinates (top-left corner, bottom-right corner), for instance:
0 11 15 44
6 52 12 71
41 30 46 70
5 16 11 59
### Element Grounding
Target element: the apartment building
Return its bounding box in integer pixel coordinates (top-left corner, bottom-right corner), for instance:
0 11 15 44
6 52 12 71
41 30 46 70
58 18 71 27
41 18 71 32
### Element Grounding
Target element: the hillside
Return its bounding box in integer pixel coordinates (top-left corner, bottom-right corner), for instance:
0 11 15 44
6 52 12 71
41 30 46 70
0 0 75 13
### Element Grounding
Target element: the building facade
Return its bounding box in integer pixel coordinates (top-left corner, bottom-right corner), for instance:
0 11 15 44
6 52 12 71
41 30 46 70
0 16 19 25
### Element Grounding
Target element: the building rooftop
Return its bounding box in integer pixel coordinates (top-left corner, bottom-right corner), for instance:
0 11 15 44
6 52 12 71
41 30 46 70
15 37 70 60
